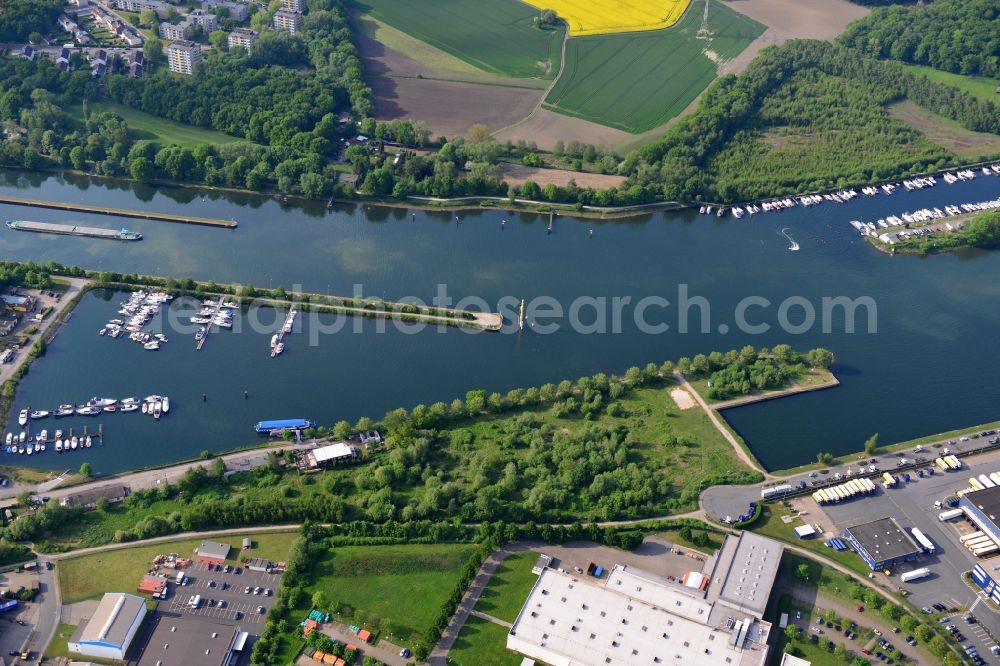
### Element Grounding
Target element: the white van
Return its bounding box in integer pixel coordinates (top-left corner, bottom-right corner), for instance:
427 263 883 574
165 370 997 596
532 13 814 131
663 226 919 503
189 594 202 608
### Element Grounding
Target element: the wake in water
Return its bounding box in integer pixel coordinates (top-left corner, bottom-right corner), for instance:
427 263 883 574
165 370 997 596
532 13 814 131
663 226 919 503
779 227 800 251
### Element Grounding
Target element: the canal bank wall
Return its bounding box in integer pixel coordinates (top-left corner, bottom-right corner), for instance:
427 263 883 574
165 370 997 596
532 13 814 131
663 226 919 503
0 194 237 228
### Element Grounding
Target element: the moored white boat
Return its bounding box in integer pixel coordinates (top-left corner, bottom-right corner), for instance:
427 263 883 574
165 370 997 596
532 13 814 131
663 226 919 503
70 436 78 450
30 410 49 419
55 438 62 452
17 409 27 427
162 397 170 414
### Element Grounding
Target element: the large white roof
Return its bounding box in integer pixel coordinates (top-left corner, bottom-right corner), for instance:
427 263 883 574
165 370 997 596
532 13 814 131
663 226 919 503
509 566 771 666
312 442 354 463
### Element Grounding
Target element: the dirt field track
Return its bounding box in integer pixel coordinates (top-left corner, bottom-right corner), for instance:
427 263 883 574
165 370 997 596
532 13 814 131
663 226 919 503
371 77 541 139
499 163 625 189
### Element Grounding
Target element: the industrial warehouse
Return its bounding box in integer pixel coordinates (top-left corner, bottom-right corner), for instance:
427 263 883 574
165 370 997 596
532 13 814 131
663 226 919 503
68 592 147 660
507 532 782 666
843 517 923 571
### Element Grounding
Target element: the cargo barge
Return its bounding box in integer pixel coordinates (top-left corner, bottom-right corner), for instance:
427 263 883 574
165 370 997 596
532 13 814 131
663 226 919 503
6 219 142 241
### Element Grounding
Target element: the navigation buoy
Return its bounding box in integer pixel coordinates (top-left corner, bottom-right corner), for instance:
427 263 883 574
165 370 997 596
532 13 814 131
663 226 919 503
244 390 249 400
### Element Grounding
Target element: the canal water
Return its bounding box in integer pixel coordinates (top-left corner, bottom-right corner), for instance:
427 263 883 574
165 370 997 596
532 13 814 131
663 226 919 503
2 170 1000 472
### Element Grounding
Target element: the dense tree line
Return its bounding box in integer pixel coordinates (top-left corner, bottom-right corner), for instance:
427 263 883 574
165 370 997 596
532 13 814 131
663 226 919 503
0 0 62 42
840 0 1000 77
629 40 1000 203
675 344 832 400
0 260 53 291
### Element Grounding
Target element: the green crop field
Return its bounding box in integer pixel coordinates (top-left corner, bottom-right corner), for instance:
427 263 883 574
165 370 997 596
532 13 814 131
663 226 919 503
543 0 763 133
902 64 1000 103
352 0 563 79
473 551 539 624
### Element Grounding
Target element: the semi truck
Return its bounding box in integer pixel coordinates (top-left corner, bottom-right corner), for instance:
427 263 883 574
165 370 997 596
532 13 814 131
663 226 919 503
947 455 962 469
911 528 935 553
939 508 965 521
980 474 996 489
900 568 931 583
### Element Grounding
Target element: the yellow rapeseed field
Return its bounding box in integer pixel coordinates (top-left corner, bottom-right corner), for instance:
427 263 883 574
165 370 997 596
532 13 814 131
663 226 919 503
522 0 693 36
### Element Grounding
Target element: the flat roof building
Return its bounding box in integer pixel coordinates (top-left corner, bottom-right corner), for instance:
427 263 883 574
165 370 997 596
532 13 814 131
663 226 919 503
273 8 303 34
133 613 242 666
60 484 130 508
68 592 147 660
227 27 258 52
843 517 922 571
780 654 812 666
508 533 782 666
303 442 359 469
196 540 231 565
166 40 202 75
960 486 1000 550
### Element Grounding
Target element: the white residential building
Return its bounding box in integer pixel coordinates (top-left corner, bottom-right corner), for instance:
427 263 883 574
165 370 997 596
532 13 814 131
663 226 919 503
281 0 303 11
273 8 303 34
227 27 258 52
166 39 202 74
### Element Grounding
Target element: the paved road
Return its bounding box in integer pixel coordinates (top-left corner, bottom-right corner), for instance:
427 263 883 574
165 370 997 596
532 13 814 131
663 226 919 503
29 556 60 661
427 542 538 665
0 439 315 505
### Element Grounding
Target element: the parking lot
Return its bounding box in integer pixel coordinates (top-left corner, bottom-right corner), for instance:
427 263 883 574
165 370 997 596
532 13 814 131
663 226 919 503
807 445 1000 663
164 559 282 629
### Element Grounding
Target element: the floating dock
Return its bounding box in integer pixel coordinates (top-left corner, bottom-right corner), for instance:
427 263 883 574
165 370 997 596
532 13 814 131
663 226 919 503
0 195 237 228
7 220 141 241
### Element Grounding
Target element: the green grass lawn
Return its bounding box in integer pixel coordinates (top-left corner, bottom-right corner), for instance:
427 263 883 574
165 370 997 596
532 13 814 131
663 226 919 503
473 551 538 623
770 595 853 666
447 615 521 666
298 543 478 645
353 0 563 78
74 102 249 149
57 530 300 603
544 0 763 132
902 64 1000 103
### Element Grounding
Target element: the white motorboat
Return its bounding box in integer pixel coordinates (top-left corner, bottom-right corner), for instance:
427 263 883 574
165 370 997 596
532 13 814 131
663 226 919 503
26 443 32 455
141 402 148 414
153 402 162 419
85 436 92 448
17 409 27 427
273 342 284 356
38 429 47 443
30 410 50 420
76 406 102 416
18 431 25 444
54 439 62 452
54 429 62 439
4 433 10 447
143 395 163 403
38 441 44 452
16 445 23 454
190 317 211 325
119 403 139 413
120 397 139 405
144 341 160 350
87 397 117 408
103 404 116 413
55 407 74 417
162 397 170 414
70 436 78 450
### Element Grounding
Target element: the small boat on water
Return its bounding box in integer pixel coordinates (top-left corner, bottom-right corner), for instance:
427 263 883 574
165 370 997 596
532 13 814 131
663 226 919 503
55 407 75 417
162 397 170 414
55 438 62 452
18 431 25 444
70 436 78 450
87 397 116 407
141 403 148 414
121 397 139 405
120 403 139 413
30 410 49 420
103 404 116 413
4 433 10 447
85 435 92 448
143 341 160 350
26 443 32 455
17 445 24 454
17 409 27 427
273 342 284 356
195 327 206 341
76 406 102 416
38 429 47 443
153 402 162 419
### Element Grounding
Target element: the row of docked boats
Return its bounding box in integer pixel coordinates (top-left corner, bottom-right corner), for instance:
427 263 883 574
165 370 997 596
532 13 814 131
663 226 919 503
190 298 238 328
3 428 95 455
849 196 1000 239
16 395 171 424
269 309 296 357
100 290 173 350
700 164 1000 218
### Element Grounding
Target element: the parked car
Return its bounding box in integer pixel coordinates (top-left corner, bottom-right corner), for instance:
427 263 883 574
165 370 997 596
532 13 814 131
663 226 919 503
244 586 251 594
257 606 265 614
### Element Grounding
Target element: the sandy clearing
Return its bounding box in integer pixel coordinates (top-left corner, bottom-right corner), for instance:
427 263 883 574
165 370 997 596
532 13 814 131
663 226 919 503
499 163 625 189
719 0 870 76
671 387 696 410
371 76 542 139
888 100 1000 158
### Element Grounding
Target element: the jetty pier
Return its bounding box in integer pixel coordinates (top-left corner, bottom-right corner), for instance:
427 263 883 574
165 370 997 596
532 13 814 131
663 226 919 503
0 195 237 228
